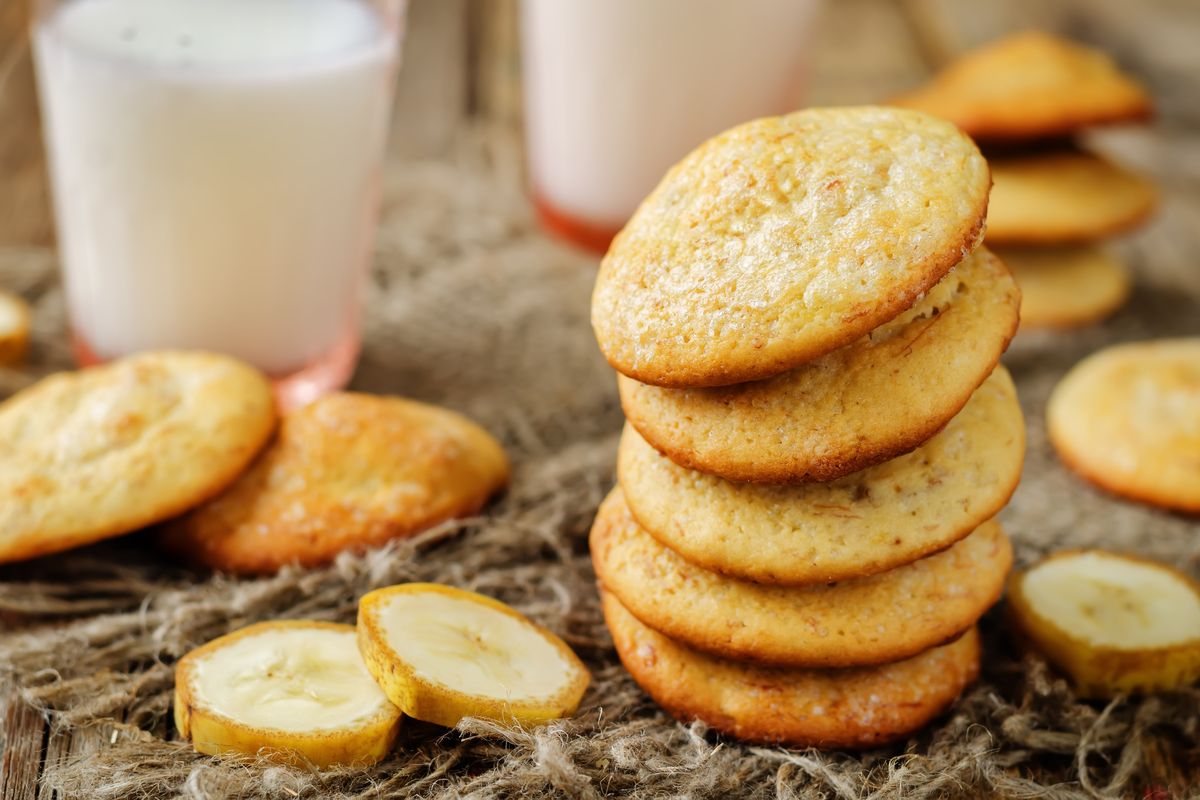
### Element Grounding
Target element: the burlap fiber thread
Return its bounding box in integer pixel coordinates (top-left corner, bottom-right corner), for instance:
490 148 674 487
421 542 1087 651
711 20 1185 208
1 127 1199 799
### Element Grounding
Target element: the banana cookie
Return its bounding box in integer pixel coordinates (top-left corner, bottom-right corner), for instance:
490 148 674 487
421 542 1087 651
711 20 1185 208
592 488 1010 668
891 31 1152 142
986 150 1156 245
619 247 1019 483
592 106 989 388
603 591 980 749
618 368 1023 584
162 392 509 573
0 351 276 564
1047 339 1200 513
996 245 1130 329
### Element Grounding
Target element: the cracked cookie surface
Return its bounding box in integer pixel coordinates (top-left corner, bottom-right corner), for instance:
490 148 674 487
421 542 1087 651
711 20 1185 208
0 351 276 564
592 106 989 388
161 392 509 574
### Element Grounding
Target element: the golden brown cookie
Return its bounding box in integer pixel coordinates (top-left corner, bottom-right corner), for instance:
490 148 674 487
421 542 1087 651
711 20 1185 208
619 367 1023 584
891 31 1152 142
619 247 1019 483
602 591 980 749
1047 339 1200 513
0 351 276 564
592 106 990 388
591 488 1009 668
997 245 1131 329
161 392 510 573
986 150 1156 245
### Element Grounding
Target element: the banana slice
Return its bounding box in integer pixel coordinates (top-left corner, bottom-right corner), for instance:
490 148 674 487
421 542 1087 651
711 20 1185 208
357 583 590 728
0 291 31 366
1008 550 1200 698
174 620 402 767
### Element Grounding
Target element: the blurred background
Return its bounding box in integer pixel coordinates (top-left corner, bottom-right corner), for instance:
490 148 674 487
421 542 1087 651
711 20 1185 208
2 0 1198 252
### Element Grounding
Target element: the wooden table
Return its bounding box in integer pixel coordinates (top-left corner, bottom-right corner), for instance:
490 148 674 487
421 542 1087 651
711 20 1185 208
2 1 1199 797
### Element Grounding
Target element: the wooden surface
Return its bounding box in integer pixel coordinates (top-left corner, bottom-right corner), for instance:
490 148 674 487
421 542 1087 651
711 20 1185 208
0 0 51 246
2 0 1199 797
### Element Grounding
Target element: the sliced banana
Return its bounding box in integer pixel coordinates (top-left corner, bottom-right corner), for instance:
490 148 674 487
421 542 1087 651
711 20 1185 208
357 583 590 728
174 620 402 767
0 291 31 366
1008 550 1200 698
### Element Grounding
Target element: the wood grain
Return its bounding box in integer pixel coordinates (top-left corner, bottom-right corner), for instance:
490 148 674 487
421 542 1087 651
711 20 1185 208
0 702 44 800
0 0 52 247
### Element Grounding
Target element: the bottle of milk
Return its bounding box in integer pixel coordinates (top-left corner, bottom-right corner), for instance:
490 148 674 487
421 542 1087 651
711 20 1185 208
33 0 403 408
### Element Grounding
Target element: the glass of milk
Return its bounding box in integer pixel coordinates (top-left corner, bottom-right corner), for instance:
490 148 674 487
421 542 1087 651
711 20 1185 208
33 0 404 408
520 0 821 253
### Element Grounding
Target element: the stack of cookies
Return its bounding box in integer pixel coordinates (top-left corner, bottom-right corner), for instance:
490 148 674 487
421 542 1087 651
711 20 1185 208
589 107 1024 749
893 32 1156 330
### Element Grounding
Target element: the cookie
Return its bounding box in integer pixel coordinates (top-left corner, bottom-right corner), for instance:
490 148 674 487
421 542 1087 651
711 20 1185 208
891 31 1152 142
0 351 276 564
619 367 1024 584
1047 339 1200 513
161 392 510 573
619 247 1019 483
592 488 1009 668
996 245 1131 329
592 106 990 388
602 591 980 749
986 150 1156 245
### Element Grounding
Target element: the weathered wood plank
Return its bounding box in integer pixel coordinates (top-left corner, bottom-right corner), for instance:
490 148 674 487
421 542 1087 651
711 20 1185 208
36 723 118 800
0 701 45 800
0 0 53 247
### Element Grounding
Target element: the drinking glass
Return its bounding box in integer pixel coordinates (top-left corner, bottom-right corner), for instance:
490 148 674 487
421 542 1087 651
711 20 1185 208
33 0 406 408
521 0 821 253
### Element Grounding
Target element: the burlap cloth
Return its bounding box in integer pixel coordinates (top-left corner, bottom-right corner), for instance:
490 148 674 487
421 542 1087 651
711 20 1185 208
1 125 1198 799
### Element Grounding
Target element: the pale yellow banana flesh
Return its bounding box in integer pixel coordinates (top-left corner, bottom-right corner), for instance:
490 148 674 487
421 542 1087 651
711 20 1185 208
357 583 590 728
175 621 402 767
1009 550 1200 698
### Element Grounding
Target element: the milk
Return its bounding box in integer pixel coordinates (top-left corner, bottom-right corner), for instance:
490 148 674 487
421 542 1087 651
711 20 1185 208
521 0 820 245
34 0 398 377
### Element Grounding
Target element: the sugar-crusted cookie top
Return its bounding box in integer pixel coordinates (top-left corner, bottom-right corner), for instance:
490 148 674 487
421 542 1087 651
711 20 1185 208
619 247 1019 483
161 392 509 573
892 32 1152 142
592 106 989 388
0 351 276 563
